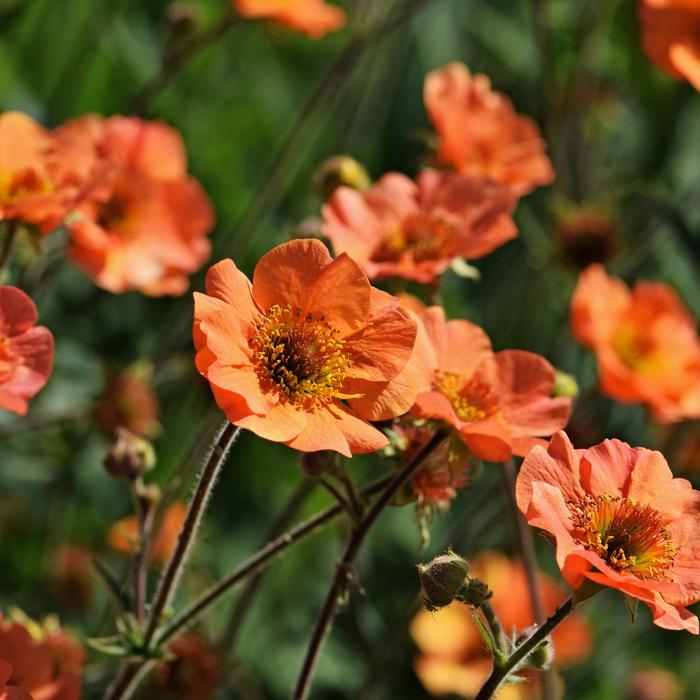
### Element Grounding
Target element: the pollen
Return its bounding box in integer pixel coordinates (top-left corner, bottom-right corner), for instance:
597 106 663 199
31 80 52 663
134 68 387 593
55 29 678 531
434 371 498 422
568 494 676 580
374 214 455 264
250 304 356 407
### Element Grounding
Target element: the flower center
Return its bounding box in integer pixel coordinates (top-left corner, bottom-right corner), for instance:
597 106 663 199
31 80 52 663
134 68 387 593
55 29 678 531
0 169 53 206
568 494 676 580
250 304 355 407
373 214 454 264
434 371 498 422
611 324 659 374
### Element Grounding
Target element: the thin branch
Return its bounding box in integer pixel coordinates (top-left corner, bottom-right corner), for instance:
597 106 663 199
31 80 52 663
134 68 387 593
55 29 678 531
292 431 447 700
500 459 557 700
474 597 574 700
0 220 19 278
131 490 156 623
217 478 316 653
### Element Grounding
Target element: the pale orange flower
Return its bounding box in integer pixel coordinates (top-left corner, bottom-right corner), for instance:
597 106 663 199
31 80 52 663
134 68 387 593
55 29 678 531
424 63 554 197
233 0 346 38
0 612 84 700
0 112 85 233
629 668 682 700
516 431 700 633
571 264 700 422
193 239 420 456
0 286 54 415
55 115 213 296
411 551 592 698
639 0 700 90
322 169 516 284
410 305 571 462
108 502 187 566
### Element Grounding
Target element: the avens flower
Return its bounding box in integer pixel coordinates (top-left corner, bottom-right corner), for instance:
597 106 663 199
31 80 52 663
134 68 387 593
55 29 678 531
56 115 214 296
516 431 700 633
410 305 571 462
322 169 516 284
0 612 84 700
424 63 554 197
571 264 700 422
233 0 346 38
639 0 700 90
0 660 30 700
193 239 419 456
0 286 54 415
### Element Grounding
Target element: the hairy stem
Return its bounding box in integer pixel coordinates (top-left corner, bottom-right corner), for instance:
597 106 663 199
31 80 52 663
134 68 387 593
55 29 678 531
132 490 155 623
501 459 557 699
0 220 19 278
292 431 447 700
474 597 574 700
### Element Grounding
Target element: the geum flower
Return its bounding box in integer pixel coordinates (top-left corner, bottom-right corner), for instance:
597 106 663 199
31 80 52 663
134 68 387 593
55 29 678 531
0 112 85 233
0 660 30 700
55 115 214 296
322 169 516 284
516 431 700 633
411 551 592 699
409 305 571 462
638 0 700 90
0 286 54 415
194 239 420 456
571 264 700 422
233 0 346 38
424 62 554 197
0 612 84 700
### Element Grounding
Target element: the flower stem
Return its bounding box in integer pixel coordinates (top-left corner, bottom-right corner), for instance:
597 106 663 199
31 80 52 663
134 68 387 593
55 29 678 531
144 422 239 644
156 472 395 646
500 458 557 699
480 599 506 655
0 220 19 278
292 431 447 700
131 488 156 623
474 597 575 700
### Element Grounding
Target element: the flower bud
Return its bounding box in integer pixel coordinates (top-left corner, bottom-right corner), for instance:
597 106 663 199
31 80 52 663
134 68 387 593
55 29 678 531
417 550 469 610
458 577 492 608
553 370 579 399
314 155 371 200
556 208 618 269
166 1 200 37
104 428 156 481
300 450 335 478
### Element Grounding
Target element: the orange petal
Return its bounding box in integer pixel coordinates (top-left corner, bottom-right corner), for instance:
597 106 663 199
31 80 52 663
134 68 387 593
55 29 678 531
235 400 308 443
252 238 333 313
204 259 258 324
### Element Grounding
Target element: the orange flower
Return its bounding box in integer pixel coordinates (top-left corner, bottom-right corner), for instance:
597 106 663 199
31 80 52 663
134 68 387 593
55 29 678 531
109 502 186 566
0 112 83 233
153 634 223 700
0 612 84 700
424 63 554 197
55 115 213 296
516 431 700 633
410 305 571 462
629 668 682 700
0 286 54 415
411 551 592 698
50 546 94 612
0 660 30 700
639 0 700 90
233 0 346 38
95 365 159 437
571 264 700 422
322 170 516 284
193 239 419 456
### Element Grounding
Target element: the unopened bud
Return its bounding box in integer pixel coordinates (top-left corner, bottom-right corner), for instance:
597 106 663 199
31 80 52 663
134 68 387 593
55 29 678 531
136 482 161 505
417 550 469 610
104 428 156 480
553 370 579 399
458 577 492 608
314 155 371 200
166 1 200 34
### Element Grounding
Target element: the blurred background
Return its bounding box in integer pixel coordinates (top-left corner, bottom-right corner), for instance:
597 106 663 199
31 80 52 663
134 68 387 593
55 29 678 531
1 0 699 698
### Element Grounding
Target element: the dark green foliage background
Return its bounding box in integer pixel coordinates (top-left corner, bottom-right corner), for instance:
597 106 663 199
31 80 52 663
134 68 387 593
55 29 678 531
1 0 699 698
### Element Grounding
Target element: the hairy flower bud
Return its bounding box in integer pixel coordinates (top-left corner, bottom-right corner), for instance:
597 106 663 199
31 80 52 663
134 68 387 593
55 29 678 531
104 428 156 481
517 627 554 671
314 155 371 200
418 551 470 610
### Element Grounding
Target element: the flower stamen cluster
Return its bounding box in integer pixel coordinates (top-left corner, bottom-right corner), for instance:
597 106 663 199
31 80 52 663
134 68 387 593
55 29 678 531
568 494 676 581
434 371 498 423
250 304 356 408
